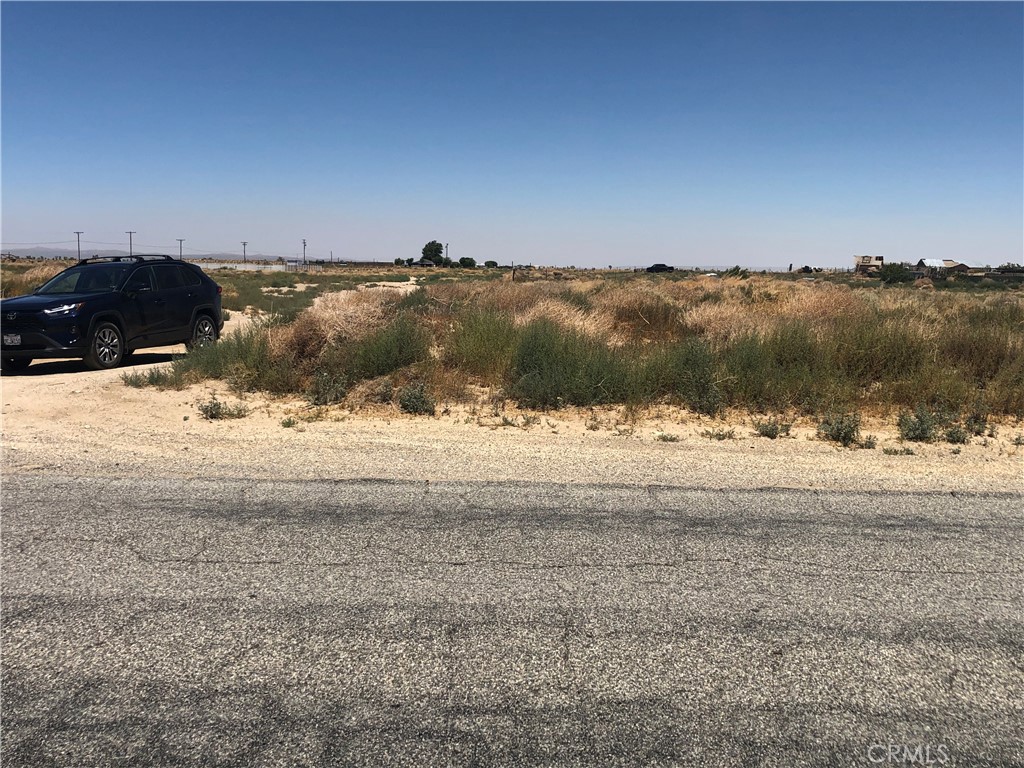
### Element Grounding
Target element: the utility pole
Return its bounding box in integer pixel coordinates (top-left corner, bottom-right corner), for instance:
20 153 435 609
125 231 136 257
74 231 83 260
445 243 449 263
177 239 185 260
241 241 248 264
302 239 307 266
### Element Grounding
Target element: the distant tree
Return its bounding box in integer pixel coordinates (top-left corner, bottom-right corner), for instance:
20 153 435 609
878 263 913 284
441 256 453 268
422 240 444 264
459 257 477 268
394 258 404 266
484 260 498 268
405 257 414 267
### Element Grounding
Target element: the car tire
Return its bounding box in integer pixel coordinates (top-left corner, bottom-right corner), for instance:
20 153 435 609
1 357 32 374
185 314 218 351
85 322 124 370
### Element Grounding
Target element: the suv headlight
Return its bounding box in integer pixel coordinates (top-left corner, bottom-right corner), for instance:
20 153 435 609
43 302 85 317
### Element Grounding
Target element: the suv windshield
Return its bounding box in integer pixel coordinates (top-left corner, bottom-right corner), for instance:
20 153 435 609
36 265 133 295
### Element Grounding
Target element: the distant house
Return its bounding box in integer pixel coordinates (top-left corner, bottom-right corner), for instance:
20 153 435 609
916 259 991 275
854 255 884 274
411 258 438 267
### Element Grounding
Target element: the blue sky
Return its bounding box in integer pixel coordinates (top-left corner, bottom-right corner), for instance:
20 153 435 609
2 2 1021 268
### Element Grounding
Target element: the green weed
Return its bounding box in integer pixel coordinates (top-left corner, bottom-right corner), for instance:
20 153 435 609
817 413 863 448
752 418 792 439
398 383 436 415
897 406 939 442
883 447 916 456
701 428 735 441
197 395 249 420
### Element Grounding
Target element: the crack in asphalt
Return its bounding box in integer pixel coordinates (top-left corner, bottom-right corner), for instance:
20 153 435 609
10 536 1018 577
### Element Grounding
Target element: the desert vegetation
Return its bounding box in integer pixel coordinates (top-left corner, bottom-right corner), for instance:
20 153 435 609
117 270 1023 435
0 261 71 297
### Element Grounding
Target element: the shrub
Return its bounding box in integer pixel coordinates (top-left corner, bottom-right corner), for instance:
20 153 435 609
306 370 348 406
752 418 791 439
655 432 680 442
640 339 722 415
897 406 939 442
828 314 927 388
197 395 249 420
701 428 735 441
609 292 684 341
878 263 913 284
883 447 915 456
446 310 519 381
964 409 989 437
375 380 395 403
944 424 969 444
722 322 837 413
349 313 430 380
171 319 300 395
507 319 630 409
398 383 436 415
722 265 749 279
818 413 862 448
121 367 180 389
281 417 297 428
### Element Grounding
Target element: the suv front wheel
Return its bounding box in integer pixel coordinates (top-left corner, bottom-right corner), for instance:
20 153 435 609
186 314 218 351
85 322 124 370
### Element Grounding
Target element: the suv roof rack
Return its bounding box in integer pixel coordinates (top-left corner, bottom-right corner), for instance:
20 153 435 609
76 254 176 266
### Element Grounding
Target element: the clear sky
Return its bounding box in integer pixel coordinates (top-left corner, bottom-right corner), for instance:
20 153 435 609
2 1 1021 268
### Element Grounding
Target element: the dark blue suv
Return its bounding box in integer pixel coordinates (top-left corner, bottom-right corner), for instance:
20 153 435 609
1 255 223 372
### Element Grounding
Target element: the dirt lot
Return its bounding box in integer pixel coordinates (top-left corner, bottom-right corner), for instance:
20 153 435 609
2 316 1021 494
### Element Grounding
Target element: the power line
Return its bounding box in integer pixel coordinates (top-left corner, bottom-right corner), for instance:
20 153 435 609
0 240 77 245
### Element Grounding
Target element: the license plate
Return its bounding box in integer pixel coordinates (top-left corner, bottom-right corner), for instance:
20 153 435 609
3 333 21 345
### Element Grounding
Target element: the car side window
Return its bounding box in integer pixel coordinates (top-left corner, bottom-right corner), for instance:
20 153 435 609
178 265 202 286
125 267 155 292
154 265 185 290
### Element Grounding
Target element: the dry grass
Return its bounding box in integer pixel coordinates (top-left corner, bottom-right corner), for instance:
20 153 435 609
124 270 1024 419
269 290 399 363
516 298 615 341
1 262 69 297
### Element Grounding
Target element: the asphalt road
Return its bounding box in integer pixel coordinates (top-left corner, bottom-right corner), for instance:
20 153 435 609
2 476 1021 767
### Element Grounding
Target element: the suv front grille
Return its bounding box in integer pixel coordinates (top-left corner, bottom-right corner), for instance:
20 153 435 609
2 312 43 331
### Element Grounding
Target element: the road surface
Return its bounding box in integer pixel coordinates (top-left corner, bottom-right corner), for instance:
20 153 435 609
2 476 1021 766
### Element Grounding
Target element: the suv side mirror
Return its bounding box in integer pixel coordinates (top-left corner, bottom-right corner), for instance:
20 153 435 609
125 281 151 295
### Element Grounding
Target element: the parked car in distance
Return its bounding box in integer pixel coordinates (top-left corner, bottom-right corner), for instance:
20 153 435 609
646 263 675 273
1 255 223 372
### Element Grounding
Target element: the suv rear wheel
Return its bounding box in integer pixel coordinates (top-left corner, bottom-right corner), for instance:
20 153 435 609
85 322 124 370
186 314 218 351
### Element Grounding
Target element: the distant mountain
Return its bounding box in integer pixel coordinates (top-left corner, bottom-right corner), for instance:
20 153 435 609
1 247 277 261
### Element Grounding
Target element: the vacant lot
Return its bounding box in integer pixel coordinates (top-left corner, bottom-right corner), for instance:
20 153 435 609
1 264 1021 493
84 265 1023 444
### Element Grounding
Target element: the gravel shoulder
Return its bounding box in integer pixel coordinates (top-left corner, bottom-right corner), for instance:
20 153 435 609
2 332 1021 494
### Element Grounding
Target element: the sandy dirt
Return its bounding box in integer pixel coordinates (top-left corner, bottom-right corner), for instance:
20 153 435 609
2 311 1020 494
